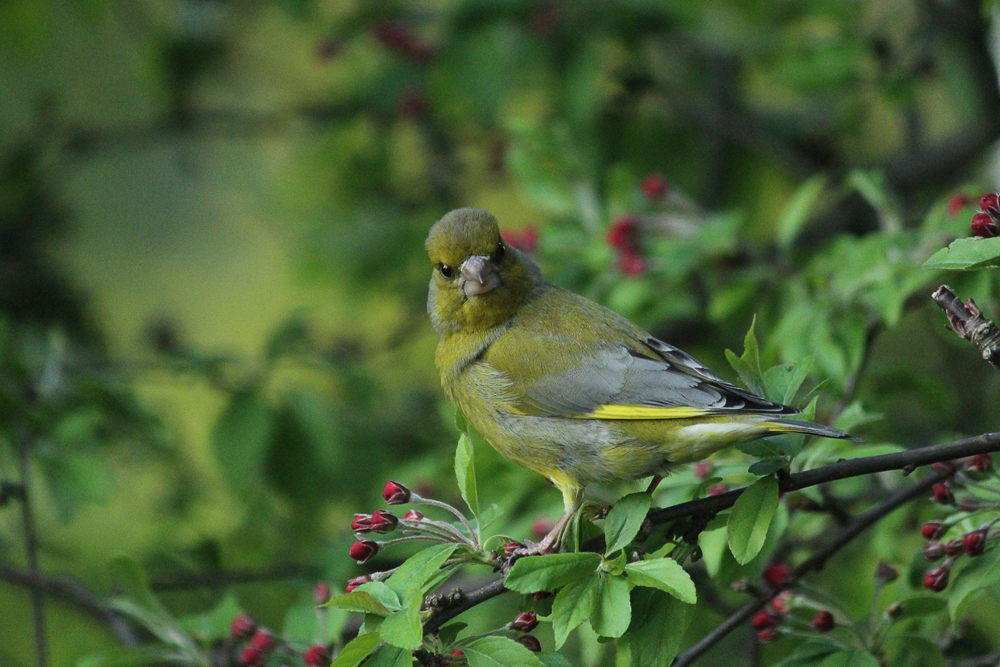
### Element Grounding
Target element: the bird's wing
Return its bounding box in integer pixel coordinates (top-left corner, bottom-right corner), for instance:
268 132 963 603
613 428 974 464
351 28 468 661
509 337 797 420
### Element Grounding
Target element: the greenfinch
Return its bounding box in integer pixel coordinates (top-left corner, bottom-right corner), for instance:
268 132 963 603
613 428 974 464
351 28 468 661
426 208 851 552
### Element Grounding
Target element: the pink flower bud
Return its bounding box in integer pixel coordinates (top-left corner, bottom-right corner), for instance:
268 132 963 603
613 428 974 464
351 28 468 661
515 635 542 652
313 582 331 605
932 482 954 505
811 610 835 632
948 193 970 217
921 520 944 540
346 574 372 593
249 629 274 651
369 510 399 534
968 453 993 473
404 509 424 520
923 542 945 561
349 539 379 563
607 215 640 251
971 212 999 238
981 193 999 212
757 627 779 643
763 563 790 588
352 514 373 533
931 461 957 476
230 614 256 638
383 481 411 505
751 609 776 629
641 174 668 201
924 565 950 592
303 645 330 666
963 529 987 557
510 611 539 632
944 539 964 558
239 647 263 666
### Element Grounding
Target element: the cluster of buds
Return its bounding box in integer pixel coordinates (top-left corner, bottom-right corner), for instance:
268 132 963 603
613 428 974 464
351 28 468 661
920 455 998 592
230 606 332 665
348 481 482 579
972 193 1000 238
510 611 541 652
607 215 647 276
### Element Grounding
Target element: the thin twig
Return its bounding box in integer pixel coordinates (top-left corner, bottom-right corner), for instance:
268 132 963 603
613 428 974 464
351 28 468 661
17 425 48 667
670 471 944 667
932 286 1000 371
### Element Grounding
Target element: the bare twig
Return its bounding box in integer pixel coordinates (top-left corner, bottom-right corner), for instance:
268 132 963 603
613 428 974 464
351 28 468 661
932 286 1000 371
17 425 48 667
670 471 944 667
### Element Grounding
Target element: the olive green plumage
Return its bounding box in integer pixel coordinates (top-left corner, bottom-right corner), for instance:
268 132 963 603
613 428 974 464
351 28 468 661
426 208 851 529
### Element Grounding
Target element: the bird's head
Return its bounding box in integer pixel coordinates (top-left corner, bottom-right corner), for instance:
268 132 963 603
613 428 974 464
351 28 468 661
426 208 538 335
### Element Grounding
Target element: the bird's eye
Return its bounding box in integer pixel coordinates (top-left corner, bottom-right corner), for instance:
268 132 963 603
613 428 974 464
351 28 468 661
494 242 506 262
438 264 454 279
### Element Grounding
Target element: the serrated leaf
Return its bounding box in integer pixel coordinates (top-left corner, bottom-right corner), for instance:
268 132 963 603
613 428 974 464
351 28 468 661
778 174 828 247
464 636 547 667
325 590 393 616
726 318 764 394
537 652 574 667
590 573 630 638
364 644 411 667
331 633 383 667
728 475 779 564
627 588 690 667
385 544 458 597
948 546 1000 628
505 552 602 593
922 236 1000 270
378 588 422 650
552 574 600 648
625 558 697 604
456 434 479 517
603 492 651 555
748 458 787 476
212 389 273 496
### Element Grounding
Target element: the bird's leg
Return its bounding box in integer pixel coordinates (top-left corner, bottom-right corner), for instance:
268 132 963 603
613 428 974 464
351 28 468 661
645 475 663 495
513 486 584 556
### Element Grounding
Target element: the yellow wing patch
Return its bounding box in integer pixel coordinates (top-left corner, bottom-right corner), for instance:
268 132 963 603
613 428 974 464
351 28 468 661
575 405 712 420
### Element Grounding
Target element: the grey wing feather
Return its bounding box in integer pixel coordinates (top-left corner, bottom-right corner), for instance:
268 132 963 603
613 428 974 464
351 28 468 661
522 337 797 417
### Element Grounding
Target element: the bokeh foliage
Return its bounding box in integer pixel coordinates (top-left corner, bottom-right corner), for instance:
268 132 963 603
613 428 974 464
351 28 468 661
1 0 1000 665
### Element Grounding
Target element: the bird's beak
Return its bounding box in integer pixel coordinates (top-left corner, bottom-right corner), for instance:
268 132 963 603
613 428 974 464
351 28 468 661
459 255 502 299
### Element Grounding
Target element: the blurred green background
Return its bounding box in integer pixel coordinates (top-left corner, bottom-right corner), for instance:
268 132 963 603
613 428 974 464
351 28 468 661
2 0 1000 665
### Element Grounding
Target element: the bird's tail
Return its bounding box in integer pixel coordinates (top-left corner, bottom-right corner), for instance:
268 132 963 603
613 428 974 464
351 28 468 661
758 418 861 442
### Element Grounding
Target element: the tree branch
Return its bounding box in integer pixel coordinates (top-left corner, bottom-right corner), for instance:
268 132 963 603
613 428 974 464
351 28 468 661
419 432 1000 641
670 471 944 666
932 286 1000 372
17 425 48 667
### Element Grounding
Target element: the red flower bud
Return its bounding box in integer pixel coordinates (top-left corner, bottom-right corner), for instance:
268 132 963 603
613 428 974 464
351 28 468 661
921 520 944 540
932 482 954 505
971 212 999 238
924 565 950 592
230 614 256 638
510 611 539 632
811 610 835 632
346 574 372 593
751 609 776 629
757 627 779 643
515 635 542 652
618 250 647 276
963 529 987 557
944 539 964 558
383 481 411 505
303 645 330 666
931 461 957 476
694 460 712 480
239 647 263 666
452 651 465 656
502 541 525 558
981 193 999 212
369 510 399 534
531 518 553 541
349 539 379 563
641 174 668 201
249 629 274 652
968 453 993 473
770 591 792 614
707 483 728 496
948 193 970 217
404 509 424 521
763 563 790 588
314 582 332 605
352 514 373 533
607 215 640 251
923 541 945 561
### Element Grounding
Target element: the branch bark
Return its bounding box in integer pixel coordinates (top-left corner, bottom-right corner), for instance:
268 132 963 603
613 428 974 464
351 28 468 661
932 286 1000 371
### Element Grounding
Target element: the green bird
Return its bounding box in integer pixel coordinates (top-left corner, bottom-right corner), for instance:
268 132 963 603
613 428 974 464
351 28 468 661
426 208 852 553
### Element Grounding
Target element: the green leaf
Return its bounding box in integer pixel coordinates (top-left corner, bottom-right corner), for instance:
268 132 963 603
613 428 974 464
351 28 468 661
464 636 547 667
624 558 697 604
178 592 244 642
590 573 630 638
948 546 1000 628
603 492 651 555
455 433 480 517
386 544 458 597
437 622 467 647
728 475 779 564
778 174 828 247
551 574 601 648
331 633 383 667
887 596 946 622
378 588 423 650
212 389 273 496
773 641 840 667
364 643 411 667
748 458 786 476
818 648 881 667
326 587 394 616
76 645 191 667
922 236 1000 270
505 552 602 593
537 652 574 667
627 588 691 667
726 318 764 395
107 557 198 655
